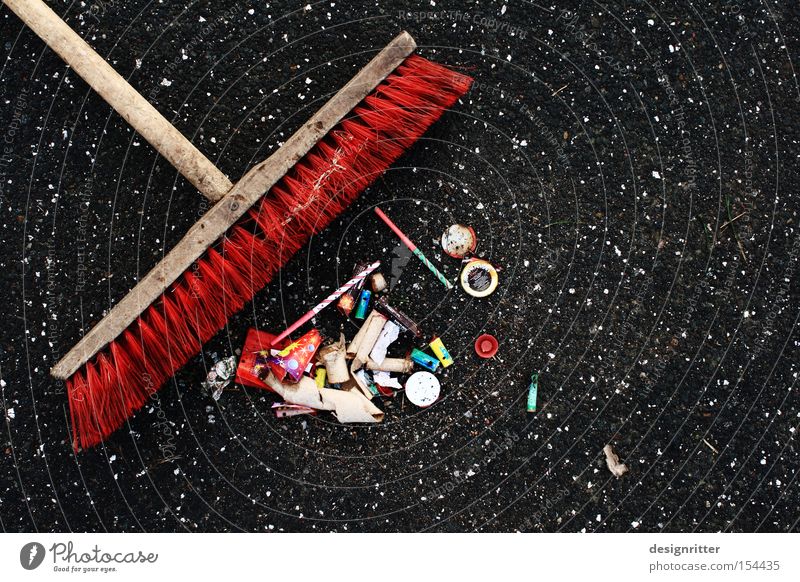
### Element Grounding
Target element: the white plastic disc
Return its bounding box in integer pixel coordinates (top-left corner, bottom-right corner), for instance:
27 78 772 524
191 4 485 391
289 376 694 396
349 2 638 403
405 371 441 407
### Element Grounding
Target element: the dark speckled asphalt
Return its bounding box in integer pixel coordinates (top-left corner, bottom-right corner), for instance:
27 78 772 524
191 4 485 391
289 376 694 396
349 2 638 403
1 0 799 532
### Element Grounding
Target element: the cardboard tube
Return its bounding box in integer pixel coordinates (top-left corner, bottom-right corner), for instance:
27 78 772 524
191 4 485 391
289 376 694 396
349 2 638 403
355 312 388 366
347 310 377 356
318 333 349 384
371 272 387 293
366 357 413 373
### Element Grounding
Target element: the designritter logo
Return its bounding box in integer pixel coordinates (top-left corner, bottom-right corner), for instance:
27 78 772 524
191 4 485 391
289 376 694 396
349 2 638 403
20 542 46 570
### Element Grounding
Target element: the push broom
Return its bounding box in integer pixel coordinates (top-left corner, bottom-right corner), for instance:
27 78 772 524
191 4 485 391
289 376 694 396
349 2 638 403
4 0 472 450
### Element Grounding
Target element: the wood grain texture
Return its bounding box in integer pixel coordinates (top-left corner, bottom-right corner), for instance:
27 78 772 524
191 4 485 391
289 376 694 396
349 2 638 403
50 31 417 379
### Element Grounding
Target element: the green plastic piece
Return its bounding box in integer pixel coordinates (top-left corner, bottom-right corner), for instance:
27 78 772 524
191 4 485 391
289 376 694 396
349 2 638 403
527 373 538 413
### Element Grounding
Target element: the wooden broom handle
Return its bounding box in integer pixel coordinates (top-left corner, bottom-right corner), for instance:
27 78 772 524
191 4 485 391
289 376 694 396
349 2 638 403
3 0 233 201
50 31 417 380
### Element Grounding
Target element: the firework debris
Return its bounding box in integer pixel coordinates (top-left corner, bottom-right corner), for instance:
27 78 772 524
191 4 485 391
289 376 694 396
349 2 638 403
604 444 629 478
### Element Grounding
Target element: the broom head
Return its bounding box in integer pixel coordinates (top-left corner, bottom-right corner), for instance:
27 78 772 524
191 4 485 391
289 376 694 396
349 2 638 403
66 54 473 450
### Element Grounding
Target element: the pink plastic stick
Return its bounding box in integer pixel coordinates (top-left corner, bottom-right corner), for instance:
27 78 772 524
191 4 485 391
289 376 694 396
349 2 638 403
374 206 453 289
271 261 381 345
374 207 417 251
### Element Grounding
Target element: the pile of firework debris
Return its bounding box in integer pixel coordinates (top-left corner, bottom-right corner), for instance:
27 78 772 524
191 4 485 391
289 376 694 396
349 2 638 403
200 209 541 423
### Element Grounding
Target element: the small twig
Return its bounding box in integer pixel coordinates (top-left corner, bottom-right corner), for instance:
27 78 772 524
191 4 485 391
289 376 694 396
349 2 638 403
551 84 569 96
694 215 712 253
702 438 719 454
542 219 574 228
725 195 748 263
529 2 553 13
736 238 748 263
720 211 747 231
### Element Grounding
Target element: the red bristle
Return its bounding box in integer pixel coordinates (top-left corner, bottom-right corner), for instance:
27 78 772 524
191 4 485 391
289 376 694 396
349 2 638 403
96 353 127 438
248 199 282 239
219 255 252 313
136 317 172 381
165 292 203 358
117 328 155 411
111 330 153 415
177 273 219 341
223 227 272 294
82 362 102 448
145 303 183 370
65 54 473 449
66 371 89 450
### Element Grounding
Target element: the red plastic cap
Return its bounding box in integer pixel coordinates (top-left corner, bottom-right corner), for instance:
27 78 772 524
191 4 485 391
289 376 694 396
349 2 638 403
475 334 499 358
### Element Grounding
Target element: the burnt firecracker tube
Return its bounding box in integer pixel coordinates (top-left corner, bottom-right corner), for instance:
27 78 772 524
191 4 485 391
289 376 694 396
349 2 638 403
410 348 440 372
429 337 454 367
405 371 441 407
318 334 349 384
370 272 388 293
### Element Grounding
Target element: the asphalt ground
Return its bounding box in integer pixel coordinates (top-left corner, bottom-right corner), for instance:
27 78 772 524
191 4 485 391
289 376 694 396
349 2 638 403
1 0 799 532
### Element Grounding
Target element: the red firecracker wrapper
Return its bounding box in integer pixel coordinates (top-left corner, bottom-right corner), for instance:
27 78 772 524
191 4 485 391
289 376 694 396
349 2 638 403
264 328 322 383
236 328 283 390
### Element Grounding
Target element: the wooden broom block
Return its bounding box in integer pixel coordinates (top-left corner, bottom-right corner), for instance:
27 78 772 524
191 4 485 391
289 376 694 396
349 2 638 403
3 0 233 201
50 31 417 380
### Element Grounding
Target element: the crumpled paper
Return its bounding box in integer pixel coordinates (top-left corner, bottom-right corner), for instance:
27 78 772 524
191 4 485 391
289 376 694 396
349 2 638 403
373 370 403 390
264 373 384 423
369 320 400 365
